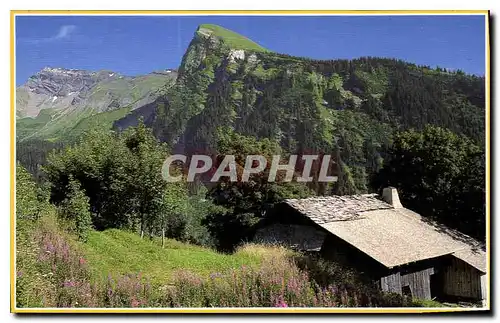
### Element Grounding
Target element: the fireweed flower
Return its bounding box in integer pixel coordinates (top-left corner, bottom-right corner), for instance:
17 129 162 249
37 251 49 262
329 285 338 294
63 280 77 288
45 242 55 253
270 276 281 285
286 277 300 294
275 296 288 308
130 297 141 308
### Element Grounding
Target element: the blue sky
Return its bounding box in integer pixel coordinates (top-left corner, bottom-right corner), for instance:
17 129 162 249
16 15 486 85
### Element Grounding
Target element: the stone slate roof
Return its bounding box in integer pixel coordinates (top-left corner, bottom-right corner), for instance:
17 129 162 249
284 195 486 272
285 194 392 224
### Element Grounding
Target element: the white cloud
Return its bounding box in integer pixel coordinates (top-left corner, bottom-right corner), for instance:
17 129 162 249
21 25 77 44
54 25 76 40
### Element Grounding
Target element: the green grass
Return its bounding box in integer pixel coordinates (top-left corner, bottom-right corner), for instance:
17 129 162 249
198 24 268 52
33 106 96 141
411 298 447 307
17 106 95 142
17 108 55 131
79 229 285 284
16 108 62 140
69 106 132 139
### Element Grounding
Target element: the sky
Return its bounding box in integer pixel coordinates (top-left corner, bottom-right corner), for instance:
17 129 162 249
15 15 486 85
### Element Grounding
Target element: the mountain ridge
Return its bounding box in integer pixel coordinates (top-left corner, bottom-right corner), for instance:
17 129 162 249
16 67 177 141
150 24 485 195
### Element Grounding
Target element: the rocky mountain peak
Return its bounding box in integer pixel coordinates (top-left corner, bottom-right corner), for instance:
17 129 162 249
26 67 95 97
178 24 268 80
24 67 123 97
16 65 176 132
40 66 86 74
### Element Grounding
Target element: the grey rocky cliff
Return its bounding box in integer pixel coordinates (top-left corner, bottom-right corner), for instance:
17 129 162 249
16 67 177 141
16 67 177 119
25 67 106 97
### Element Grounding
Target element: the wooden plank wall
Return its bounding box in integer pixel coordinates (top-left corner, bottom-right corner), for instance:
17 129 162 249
480 274 487 300
443 258 482 300
380 272 402 294
401 268 434 300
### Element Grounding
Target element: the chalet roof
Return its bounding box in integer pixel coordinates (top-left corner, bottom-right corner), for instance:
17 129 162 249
284 195 486 272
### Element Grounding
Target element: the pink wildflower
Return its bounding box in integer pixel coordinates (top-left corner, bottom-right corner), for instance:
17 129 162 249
131 297 141 308
63 280 77 288
275 296 288 308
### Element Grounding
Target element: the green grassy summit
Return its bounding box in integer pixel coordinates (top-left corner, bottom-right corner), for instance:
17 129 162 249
197 24 269 52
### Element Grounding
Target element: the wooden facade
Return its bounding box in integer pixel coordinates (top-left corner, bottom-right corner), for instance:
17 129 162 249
481 274 487 305
441 257 485 301
380 272 402 295
320 234 486 302
400 267 435 300
256 203 486 303
253 223 326 251
381 267 436 300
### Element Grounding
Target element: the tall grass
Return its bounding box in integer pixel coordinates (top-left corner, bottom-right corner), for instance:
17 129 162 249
16 215 419 308
79 229 265 284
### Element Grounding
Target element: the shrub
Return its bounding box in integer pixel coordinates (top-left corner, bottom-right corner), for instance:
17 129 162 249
58 179 93 242
16 215 96 307
293 253 414 307
16 163 42 220
160 254 409 307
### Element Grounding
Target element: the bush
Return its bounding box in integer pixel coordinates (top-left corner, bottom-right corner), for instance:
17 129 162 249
157 253 413 307
183 196 215 247
16 163 43 220
16 215 95 307
293 253 414 307
58 179 93 242
203 210 257 252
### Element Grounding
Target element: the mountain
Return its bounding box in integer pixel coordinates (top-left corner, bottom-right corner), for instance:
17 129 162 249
150 24 485 194
16 67 177 141
16 24 485 195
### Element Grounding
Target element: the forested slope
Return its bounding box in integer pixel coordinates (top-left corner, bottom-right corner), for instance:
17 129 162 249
151 24 485 195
